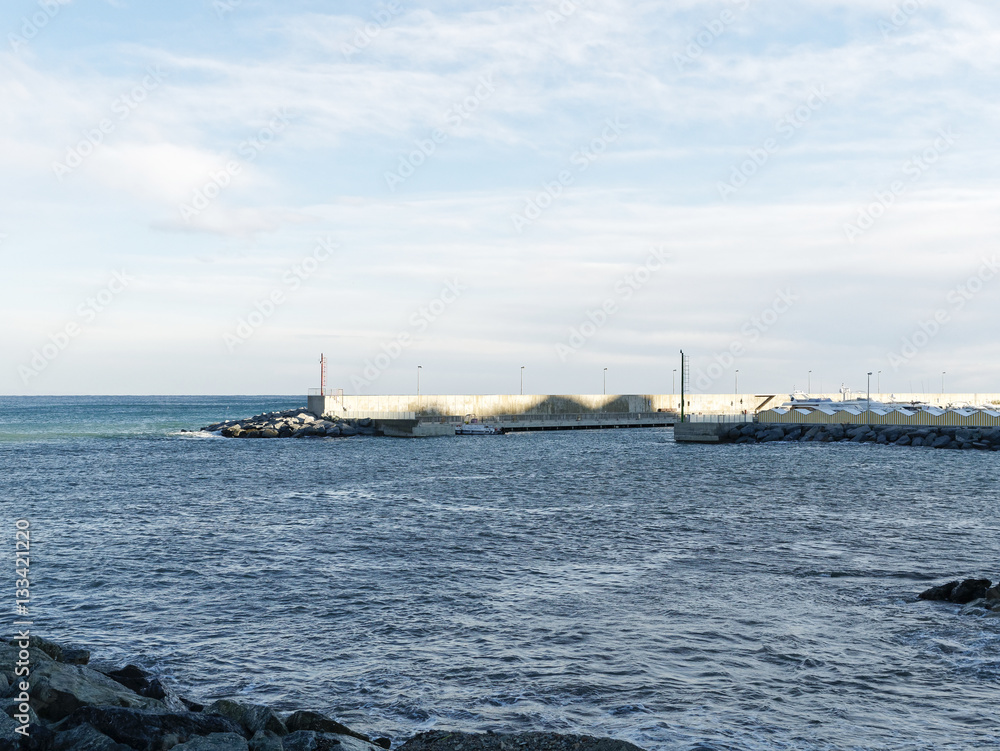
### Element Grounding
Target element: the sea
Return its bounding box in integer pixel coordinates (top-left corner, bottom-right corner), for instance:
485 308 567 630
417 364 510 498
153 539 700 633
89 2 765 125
1 395 998 751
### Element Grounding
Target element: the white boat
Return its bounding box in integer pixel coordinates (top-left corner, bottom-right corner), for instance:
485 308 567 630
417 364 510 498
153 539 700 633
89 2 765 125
456 415 504 435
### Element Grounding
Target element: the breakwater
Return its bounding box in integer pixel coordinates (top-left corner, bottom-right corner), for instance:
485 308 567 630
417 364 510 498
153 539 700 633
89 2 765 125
1 636 645 751
675 421 1000 450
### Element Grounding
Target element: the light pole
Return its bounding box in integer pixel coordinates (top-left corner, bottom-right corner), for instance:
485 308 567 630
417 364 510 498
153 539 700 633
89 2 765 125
603 368 608 395
735 369 739 394
417 365 422 398
877 370 881 395
867 371 872 411
808 370 812 393
520 366 524 396
942 371 946 393
672 369 677 395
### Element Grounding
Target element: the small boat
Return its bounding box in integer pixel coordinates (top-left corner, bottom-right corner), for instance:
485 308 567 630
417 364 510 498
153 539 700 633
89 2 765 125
456 415 504 435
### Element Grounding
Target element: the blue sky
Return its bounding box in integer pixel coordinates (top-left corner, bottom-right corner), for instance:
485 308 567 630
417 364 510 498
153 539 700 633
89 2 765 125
3 0 999 396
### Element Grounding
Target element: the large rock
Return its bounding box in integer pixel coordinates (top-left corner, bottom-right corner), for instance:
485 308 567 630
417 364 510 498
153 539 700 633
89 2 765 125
30 661 165 721
206 699 286 737
282 731 343 751
102 664 168 700
284 711 370 744
950 578 992 604
918 578 992 604
918 581 960 601
48 723 133 751
171 732 250 750
59 707 244 751
398 731 648 751
249 730 284 751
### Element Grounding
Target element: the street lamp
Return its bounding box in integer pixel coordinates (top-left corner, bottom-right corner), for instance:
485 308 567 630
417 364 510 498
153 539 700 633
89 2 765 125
520 366 525 396
867 371 872 411
603 367 608 395
808 370 812 393
877 370 881 395
942 371 946 393
672 369 677 395
735 369 739 394
417 365 422 398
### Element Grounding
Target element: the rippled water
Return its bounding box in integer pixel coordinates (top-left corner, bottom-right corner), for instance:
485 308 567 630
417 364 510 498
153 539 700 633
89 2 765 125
2 396 999 750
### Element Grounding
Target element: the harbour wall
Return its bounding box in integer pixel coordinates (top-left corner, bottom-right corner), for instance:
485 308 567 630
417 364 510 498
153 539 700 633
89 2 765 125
308 392 1000 418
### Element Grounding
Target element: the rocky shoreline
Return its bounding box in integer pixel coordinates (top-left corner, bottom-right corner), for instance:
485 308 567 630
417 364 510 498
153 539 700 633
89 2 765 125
720 422 1000 450
195 409 374 439
1 637 645 751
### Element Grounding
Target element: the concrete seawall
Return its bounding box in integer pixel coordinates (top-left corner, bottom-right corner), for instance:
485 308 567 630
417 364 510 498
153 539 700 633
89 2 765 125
309 393 1000 419
309 393 774 418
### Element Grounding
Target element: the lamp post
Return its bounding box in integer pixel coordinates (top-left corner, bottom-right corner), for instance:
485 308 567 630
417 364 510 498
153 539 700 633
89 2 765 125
808 370 812 393
735 369 739 394
942 371 946 393
867 371 872 411
417 365 422 398
877 370 881 395
672 369 677 395
520 366 524 396
603 367 608 395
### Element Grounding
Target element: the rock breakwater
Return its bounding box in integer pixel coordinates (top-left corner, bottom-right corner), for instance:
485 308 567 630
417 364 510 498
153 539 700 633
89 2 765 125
1 637 645 751
918 577 1000 607
198 410 375 439
721 423 1000 450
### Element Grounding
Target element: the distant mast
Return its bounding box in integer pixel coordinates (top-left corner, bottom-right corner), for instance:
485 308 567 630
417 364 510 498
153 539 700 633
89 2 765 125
320 353 327 395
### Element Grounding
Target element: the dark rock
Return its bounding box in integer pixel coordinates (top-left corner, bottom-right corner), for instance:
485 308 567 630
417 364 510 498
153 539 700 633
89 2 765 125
372 739 391 749
205 700 286 737
931 435 952 449
48 723 133 751
261 429 279 439
171 732 249 750
398 731 647 751
739 424 756 437
895 435 911 446
972 441 991 450
282 731 343 751
103 664 168 701
62 648 91 665
31 661 164 721
760 428 784 442
919 581 960 601
950 578 992 604
249 730 284 751
30 635 65 662
911 437 924 447
340 426 359 437
181 697 205 712
284 711 369 744
985 584 1000 601
59 707 244 751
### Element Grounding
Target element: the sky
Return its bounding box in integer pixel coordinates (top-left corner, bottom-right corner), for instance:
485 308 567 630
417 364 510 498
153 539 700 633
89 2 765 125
2 0 999 396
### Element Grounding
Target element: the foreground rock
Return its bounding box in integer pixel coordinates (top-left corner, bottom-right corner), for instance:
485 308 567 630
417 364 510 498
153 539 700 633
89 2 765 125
721 423 1000 451
1 638 645 751
195 409 376 440
918 577 999 606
